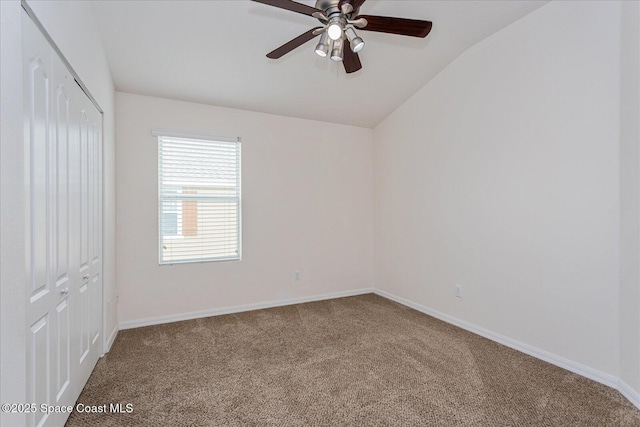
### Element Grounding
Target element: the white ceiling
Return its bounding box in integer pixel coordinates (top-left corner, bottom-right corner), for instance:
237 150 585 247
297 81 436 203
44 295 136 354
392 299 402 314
90 0 547 128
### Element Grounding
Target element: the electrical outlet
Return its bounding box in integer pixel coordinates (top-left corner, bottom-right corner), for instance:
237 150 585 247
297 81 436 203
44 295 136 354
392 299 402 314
455 285 462 298
294 270 301 281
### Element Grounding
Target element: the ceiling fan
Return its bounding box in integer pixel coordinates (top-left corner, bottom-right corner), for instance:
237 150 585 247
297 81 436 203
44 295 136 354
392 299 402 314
252 0 433 74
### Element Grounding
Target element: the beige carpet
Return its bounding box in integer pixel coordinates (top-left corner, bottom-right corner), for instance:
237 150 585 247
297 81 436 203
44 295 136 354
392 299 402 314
66 294 640 426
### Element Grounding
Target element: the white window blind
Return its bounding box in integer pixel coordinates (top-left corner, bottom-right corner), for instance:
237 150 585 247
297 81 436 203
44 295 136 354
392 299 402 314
156 132 241 264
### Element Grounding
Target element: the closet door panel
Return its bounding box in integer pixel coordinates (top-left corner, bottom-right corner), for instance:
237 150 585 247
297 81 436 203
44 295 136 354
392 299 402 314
23 10 104 426
51 56 72 410
24 12 54 427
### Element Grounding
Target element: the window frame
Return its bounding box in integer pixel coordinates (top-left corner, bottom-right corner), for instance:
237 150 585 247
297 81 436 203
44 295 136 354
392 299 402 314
154 129 242 265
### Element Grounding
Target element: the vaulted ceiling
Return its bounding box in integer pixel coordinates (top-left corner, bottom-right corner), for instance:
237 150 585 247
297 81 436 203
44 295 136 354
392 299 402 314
90 0 547 128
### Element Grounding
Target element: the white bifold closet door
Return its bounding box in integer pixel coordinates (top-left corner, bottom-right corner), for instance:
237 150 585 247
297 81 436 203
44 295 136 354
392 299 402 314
23 10 103 427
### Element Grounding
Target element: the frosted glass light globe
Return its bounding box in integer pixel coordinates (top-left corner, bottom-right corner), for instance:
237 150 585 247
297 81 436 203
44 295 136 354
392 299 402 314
327 23 343 41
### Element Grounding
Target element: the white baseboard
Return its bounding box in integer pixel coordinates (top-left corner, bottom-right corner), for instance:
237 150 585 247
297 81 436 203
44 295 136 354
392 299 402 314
618 380 640 410
373 289 620 389
104 324 119 353
116 285 640 411
119 288 374 330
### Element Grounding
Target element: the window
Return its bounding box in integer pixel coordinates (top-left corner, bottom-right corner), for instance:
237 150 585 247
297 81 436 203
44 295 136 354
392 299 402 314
155 131 241 264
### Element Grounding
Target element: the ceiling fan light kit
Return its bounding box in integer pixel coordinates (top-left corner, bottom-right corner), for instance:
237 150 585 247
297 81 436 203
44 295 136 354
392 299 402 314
330 36 345 61
345 27 364 53
253 0 433 74
327 20 344 40
315 32 330 57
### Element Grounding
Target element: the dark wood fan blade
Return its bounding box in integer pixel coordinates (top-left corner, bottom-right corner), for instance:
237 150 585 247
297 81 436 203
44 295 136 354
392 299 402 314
251 0 321 17
357 15 432 38
338 0 367 13
343 40 362 74
266 27 322 59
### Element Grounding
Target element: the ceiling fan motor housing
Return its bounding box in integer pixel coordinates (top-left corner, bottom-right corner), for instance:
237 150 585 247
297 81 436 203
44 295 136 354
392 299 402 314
315 0 356 17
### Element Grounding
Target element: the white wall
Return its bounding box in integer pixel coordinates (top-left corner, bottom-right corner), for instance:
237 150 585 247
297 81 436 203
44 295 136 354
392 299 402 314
0 2 27 424
374 0 622 380
620 0 640 395
0 2 116 424
116 92 374 325
26 0 118 347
